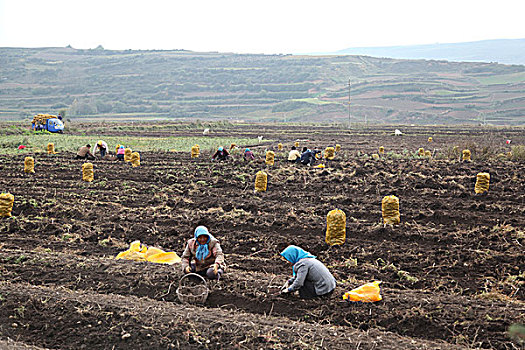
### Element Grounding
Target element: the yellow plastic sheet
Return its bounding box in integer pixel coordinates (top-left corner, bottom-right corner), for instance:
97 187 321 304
24 157 35 174
343 281 382 302
131 152 140 167
82 163 94 182
475 172 490 194
255 171 267 192
326 209 346 246
116 240 181 264
0 193 14 217
47 143 57 154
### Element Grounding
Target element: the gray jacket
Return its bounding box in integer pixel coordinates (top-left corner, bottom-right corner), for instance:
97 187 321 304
288 258 336 296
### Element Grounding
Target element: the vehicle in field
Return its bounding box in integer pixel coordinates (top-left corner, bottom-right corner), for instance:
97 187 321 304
31 114 64 133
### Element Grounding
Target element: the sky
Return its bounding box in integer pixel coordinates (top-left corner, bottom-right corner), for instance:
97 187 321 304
1 0 524 54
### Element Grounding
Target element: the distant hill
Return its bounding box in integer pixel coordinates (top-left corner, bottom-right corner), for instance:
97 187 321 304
333 39 525 66
0 47 524 125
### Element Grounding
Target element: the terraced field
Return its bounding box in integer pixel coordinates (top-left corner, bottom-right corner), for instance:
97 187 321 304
0 124 524 349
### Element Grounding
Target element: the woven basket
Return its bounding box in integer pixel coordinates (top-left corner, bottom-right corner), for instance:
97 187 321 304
176 273 209 304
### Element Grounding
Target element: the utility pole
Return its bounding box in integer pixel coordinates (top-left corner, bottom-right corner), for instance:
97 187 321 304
348 79 351 127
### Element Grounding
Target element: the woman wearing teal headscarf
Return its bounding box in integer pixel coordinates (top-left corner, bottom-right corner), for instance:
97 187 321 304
181 226 225 279
280 245 336 299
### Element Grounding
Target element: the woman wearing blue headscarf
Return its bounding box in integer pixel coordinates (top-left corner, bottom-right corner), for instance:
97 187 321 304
181 226 225 279
280 245 336 299
211 146 230 161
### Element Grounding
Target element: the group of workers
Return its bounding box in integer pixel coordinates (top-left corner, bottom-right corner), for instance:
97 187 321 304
182 225 336 299
211 145 325 166
75 140 126 161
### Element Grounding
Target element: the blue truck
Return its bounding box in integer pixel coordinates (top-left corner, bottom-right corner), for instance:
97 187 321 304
31 114 64 133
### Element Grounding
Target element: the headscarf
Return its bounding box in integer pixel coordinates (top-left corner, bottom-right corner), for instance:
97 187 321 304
218 147 223 151
119 146 124 149
245 148 250 152
280 245 316 275
194 226 213 261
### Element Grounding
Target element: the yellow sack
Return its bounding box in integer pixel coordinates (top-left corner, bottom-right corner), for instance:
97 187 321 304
255 171 267 192
131 152 140 167
124 148 132 162
278 143 283 151
47 143 57 154
265 151 275 166
382 195 400 225
324 147 335 160
335 144 341 152
326 209 346 246
475 172 490 194
418 148 425 157
191 144 200 158
0 193 15 217
379 146 385 155
372 154 380 160
82 163 94 182
425 150 432 158
24 157 35 174
462 149 471 162
428 137 433 142
116 240 181 264
294 141 299 148
343 281 382 303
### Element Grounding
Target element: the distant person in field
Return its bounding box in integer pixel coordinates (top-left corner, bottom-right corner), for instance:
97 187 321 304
116 145 125 161
300 147 315 166
212 146 230 161
243 148 255 161
181 226 225 280
287 146 301 163
75 144 95 160
280 245 336 299
93 140 108 158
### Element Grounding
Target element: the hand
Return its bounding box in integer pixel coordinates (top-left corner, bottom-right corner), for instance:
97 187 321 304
280 281 289 292
184 266 191 273
280 288 290 294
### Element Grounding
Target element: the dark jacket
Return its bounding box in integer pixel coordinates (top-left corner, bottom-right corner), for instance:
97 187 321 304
212 149 230 161
300 150 314 164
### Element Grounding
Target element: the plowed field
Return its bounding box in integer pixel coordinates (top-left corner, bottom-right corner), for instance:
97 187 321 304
1 124 524 349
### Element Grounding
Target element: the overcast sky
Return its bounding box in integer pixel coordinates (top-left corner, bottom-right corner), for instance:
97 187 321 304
1 0 524 54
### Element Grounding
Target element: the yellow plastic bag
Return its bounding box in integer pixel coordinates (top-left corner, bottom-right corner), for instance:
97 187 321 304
255 171 267 192
324 147 335 160
124 148 132 162
24 157 35 174
462 149 471 162
326 209 346 246
47 143 57 154
265 151 275 166
382 195 400 225
131 152 140 167
0 193 15 217
191 144 200 158
343 281 382 303
116 240 181 264
82 163 94 182
475 172 490 194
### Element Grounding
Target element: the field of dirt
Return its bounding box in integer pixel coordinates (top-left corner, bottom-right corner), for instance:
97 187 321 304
0 124 524 349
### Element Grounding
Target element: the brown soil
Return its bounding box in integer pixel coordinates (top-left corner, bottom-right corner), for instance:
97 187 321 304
0 124 524 349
